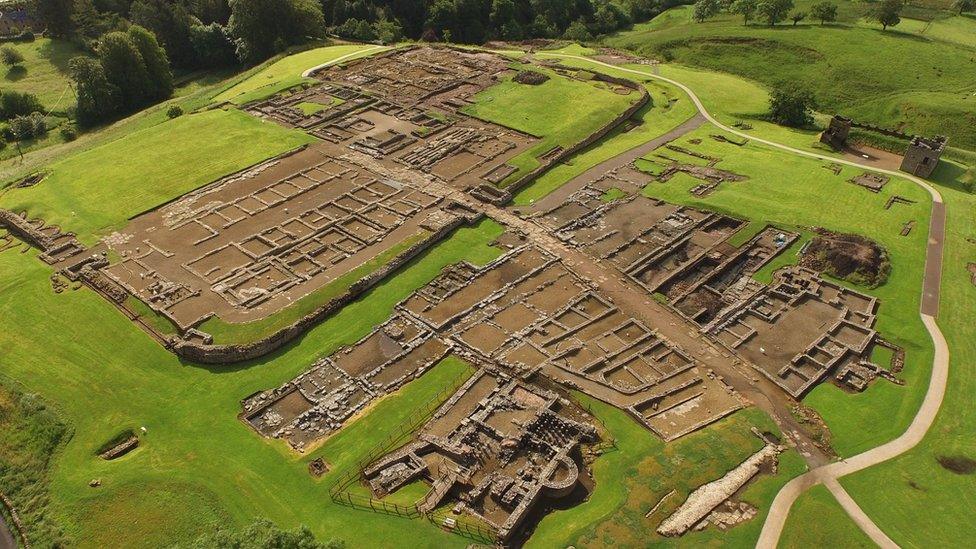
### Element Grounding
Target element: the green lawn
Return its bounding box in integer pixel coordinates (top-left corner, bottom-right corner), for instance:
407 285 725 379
0 108 314 244
461 64 640 186
0 38 85 112
779 485 874 548
0 218 504 548
836 165 976 548
511 57 698 205
605 4 976 151
640 124 934 457
213 44 386 105
529 396 807 548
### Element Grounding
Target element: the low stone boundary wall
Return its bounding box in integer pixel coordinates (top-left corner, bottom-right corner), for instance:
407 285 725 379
172 212 481 364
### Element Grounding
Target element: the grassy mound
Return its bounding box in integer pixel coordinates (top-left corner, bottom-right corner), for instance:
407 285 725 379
605 5 976 150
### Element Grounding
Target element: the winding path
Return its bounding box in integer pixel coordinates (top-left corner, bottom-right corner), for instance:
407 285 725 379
541 53 950 548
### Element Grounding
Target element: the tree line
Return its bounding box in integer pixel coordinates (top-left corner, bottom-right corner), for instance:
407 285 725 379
692 0 932 29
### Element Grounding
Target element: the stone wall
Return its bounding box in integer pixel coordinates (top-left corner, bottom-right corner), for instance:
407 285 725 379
172 212 481 364
0 208 53 250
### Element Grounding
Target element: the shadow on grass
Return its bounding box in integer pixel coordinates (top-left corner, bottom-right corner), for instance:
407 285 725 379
4 65 26 81
929 160 974 194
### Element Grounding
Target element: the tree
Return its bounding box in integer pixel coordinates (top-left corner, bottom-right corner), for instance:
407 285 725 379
69 56 119 126
190 23 237 68
562 18 593 41
0 46 24 67
757 0 793 25
36 0 75 37
952 0 974 14
768 82 816 127
790 10 805 25
875 0 903 30
693 0 722 22
71 0 102 40
127 25 173 101
98 31 152 110
130 0 198 68
373 18 404 44
730 0 758 24
227 0 325 64
809 1 837 24
0 91 43 120
490 0 522 40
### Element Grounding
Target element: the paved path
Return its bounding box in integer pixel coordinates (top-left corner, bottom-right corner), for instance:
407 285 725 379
541 53 951 548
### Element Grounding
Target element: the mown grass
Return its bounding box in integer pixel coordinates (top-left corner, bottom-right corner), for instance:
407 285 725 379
461 64 639 185
213 44 386 105
640 124 934 457
0 218 504 548
0 109 314 244
779 485 874 548
511 57 698 205
0 38 85 112
605 4 976 151
836 165 976 548
528 395 806 548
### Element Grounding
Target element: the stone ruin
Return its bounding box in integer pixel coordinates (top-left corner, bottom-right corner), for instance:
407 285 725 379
704 266 895 397
241 313 450 452
363 369 598 542
820 115 947 178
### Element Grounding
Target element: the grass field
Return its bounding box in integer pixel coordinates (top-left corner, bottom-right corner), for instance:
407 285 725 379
213 44 386 105
779 485 874 548
512 56 698 205
528 397 806 548
0 109 313 244
0 38 85 112
639 125 934 457
834 169 976 547
605 4 976 151
461 64 639 185
0 218 507 548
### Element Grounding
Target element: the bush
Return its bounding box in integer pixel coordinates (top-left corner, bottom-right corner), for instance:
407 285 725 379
8 111 47 141
18 29 35 42
0 90 43 120
166 105 183 118
1 45 25 66
59 125 77 141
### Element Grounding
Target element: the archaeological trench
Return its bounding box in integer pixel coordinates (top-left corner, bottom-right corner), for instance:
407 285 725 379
0 46 910 545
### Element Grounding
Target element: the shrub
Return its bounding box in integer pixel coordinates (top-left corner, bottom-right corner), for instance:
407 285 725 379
18 29 35 42
0 90 43 120
1 45 25 66
59 125 77 141
166 105 183 118
8 111 47 141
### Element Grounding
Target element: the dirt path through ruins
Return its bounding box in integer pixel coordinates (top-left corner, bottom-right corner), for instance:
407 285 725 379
536 53 950 548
